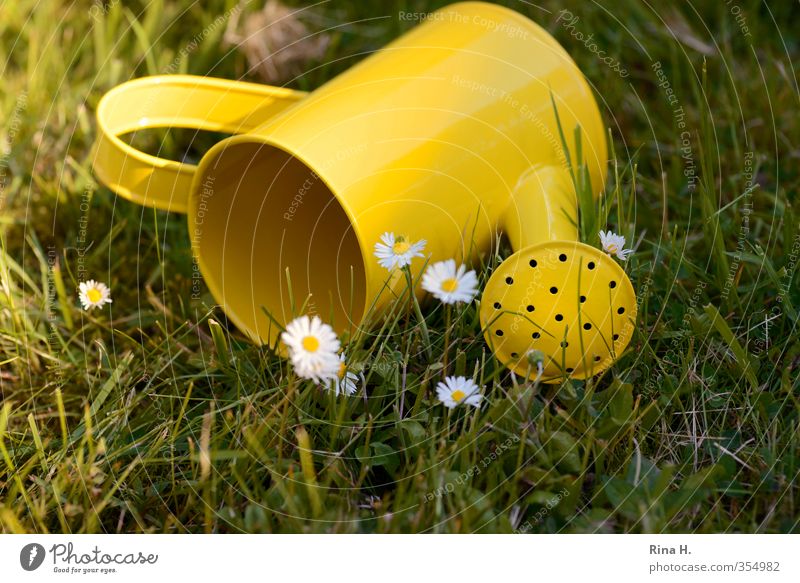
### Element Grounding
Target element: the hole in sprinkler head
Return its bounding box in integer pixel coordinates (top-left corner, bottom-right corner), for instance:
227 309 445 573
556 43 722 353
566 367 574 373
526 305 534 312
617 307 625 314
495 329 504 336
594 355 602 362
560 340 569 348
532 332 541 339
609 280 617 288
493 302 502 309
550 286 558 294
529 259 537 267
555 314 564 321
613 334 620 341
587 261 596 270
559 253 567 262
511 352 518 358
583 323 592 330
505 276 514 285
580 295 586 303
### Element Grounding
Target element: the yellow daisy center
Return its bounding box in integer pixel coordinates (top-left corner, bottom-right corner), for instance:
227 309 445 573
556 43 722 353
338 362 347 379
302 336 320 352
451 389 466 402
393 240 411 254
440 278 459 293
87 288 103 303
607 243 618 253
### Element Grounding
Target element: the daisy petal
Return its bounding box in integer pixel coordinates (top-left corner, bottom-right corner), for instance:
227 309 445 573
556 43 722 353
281 315 341 382
436 375 483 409
599 230 633 261
78 280 112 311
422 259 479 304
374 232 426 271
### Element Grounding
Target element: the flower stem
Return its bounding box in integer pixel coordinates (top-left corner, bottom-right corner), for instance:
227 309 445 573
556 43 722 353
442 304 452 372
403 266 431 361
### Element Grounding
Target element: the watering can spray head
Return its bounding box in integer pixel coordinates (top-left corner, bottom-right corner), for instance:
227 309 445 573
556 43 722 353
480 166 637 383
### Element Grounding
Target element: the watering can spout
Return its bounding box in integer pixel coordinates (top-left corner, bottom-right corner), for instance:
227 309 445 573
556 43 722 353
482 165 637 383
503 165 578 251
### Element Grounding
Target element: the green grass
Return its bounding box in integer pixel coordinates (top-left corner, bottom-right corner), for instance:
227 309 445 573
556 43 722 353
1 0 798 533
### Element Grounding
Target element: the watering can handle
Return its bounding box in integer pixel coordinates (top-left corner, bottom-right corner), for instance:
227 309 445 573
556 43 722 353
93 75 307 213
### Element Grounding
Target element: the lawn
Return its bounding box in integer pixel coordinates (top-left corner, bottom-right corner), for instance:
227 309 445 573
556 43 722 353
0 0 798 533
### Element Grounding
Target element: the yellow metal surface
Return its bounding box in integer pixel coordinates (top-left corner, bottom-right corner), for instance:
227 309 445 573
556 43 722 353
92 1 634 380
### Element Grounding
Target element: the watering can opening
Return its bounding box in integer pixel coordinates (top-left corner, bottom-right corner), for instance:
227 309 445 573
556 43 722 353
190 139 368 348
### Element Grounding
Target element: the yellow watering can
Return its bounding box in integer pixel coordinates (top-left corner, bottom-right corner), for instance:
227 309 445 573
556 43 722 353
93 1 636 383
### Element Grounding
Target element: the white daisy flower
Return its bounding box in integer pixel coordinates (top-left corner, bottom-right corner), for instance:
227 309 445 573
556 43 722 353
78 280 112 311
328 353 359 396
599 230 634 260
374 232 426 271
421 259 479 304
436 375 482 409
281 315 340 383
